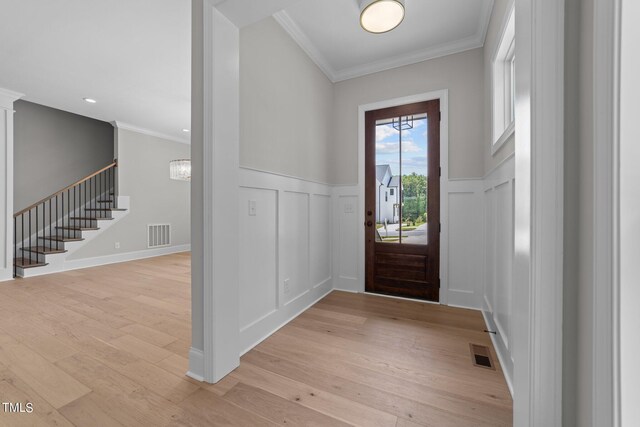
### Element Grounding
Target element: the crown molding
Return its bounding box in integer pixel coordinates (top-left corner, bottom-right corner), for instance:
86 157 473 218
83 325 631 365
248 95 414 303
111 121 190 144
272 11 338 81
274 0 494 83
333 35 485 82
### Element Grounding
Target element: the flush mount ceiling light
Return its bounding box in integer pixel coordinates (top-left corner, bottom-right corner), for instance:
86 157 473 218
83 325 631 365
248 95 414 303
83 98 97 104
360 0 405 34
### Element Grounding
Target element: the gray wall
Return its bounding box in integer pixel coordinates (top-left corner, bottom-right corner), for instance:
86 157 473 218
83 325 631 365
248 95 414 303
240 17 333 184
332 48 485 183
13 100 114 212
69 128 190 260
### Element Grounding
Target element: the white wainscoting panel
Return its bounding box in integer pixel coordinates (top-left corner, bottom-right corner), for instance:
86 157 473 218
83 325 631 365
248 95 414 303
310 194 332 289
482 153 515 395
238 168 333 353
282 191 310 305
332 185 361 292
447 180 485 309
238 187 278 330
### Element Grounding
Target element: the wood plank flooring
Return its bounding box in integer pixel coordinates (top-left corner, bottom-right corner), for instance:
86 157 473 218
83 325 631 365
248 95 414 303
0 253 512 426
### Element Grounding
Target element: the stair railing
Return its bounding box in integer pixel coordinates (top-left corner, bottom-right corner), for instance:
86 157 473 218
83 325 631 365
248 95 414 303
13 160 117 277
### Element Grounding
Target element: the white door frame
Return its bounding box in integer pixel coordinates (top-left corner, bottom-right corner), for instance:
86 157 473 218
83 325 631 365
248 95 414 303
512 0 565 424
357 90 450 303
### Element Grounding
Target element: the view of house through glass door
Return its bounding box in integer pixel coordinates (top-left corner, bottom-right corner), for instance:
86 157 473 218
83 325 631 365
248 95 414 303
365 100 440 302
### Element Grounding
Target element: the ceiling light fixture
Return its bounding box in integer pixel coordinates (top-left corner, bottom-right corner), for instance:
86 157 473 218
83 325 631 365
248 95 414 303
169 159 191 182
182 129 190 133
83 98 97 104
359 0 405 34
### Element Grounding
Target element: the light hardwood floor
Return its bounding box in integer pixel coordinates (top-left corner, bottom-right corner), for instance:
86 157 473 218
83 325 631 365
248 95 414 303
0 253 512 426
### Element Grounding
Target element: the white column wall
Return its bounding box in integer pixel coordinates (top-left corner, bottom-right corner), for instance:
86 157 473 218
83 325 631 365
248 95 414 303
0 88 23 282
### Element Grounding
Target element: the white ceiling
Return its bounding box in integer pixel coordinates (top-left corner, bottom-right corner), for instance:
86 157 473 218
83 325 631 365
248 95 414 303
0 0 492 143
275 0 494 82
0 0 191 142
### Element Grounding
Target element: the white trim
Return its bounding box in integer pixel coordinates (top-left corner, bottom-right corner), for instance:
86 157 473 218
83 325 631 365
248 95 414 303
112 121 190 145
239 166 333 187
0 88 22 283
482 310 514 396
274 1 494 83
195 0 241 384
46 245 190 277
593 0 621 425
357 90 449 303
240 286 333 356
187 347 205 381
492 122 514 155
272 11 336 81
512 0 565 424
0 88 24 110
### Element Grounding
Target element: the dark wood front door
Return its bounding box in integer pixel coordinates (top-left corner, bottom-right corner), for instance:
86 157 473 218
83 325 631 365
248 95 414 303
365 100 440 302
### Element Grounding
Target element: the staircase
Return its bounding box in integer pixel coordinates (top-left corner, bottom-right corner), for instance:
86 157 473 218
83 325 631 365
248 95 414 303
13 161 129 278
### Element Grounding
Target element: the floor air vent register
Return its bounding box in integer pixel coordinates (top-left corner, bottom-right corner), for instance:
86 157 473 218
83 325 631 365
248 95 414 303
469 343 495 370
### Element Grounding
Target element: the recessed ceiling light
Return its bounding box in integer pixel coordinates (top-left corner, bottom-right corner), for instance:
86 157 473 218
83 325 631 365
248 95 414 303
83 98 97 104
360 0 405 34
182 129 190 133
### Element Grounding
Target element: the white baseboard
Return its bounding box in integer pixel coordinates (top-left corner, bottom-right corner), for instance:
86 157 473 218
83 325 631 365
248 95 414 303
240 285 333 356
0 269 13 282
65 244 191 271
482 310 514 397
21 244 191 278
187 347 205 382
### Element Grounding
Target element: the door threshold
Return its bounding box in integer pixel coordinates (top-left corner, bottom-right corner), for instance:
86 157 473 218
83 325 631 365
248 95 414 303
363 291 440 306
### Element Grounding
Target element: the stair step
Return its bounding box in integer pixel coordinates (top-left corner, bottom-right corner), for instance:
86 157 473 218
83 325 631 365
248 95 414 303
84 208 126 212
14 257 48 269
21 246 67 255
70 216 113 221
39 236 84 243
56 226 100 231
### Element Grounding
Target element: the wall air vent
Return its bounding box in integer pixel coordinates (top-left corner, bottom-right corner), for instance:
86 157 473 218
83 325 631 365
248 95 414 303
148 224 171 248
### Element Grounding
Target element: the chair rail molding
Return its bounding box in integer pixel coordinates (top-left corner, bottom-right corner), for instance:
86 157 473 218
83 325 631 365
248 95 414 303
0 87 24 282
513 0 565 424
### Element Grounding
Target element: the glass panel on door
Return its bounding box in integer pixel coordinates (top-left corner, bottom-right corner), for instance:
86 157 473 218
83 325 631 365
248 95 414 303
374 113 428 245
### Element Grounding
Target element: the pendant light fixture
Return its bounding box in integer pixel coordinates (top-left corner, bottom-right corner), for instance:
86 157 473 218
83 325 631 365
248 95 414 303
360 0 405 34
169 159 191 182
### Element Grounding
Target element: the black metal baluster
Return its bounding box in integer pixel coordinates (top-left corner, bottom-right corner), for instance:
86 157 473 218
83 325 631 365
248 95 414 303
74 185 77 239
49 199 51 252
55 195 58 251
21 214 25 268
28 210 32 266
14 217 16 277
